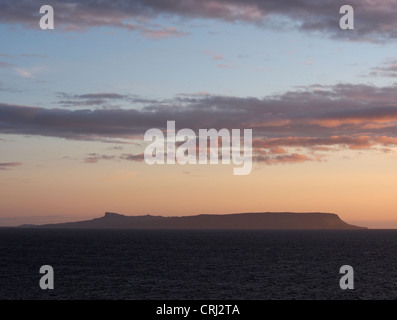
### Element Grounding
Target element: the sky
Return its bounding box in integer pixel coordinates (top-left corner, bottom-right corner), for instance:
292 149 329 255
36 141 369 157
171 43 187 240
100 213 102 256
1 0 397 228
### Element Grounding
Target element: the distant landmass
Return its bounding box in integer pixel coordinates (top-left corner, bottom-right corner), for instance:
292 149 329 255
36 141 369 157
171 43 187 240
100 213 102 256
19 212 365 229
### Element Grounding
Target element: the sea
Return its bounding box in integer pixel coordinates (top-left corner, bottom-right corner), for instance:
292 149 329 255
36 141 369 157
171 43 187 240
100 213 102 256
0 228 396 300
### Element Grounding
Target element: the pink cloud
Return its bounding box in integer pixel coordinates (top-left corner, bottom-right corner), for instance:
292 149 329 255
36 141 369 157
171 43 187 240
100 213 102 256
217 64 234 69
141 27 187 40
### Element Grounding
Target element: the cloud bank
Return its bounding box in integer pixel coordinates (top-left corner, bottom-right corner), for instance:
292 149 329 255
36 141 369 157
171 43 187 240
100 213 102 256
2 83 397 164
1 0 397 41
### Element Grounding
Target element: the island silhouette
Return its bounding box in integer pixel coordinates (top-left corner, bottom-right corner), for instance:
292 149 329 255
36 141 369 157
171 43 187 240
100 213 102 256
19 212 365 229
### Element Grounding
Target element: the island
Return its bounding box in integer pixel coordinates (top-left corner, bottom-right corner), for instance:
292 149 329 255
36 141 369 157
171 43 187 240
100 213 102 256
19 212 366 229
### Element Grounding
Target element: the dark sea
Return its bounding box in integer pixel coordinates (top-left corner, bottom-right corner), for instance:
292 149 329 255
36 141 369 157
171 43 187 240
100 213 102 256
0 229 396 300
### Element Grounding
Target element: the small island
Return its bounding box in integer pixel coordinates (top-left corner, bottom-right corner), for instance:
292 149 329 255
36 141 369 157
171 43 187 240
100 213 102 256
20 212 366 229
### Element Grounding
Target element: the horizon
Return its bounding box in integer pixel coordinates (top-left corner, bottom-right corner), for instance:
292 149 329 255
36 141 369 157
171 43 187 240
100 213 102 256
2 1 397 229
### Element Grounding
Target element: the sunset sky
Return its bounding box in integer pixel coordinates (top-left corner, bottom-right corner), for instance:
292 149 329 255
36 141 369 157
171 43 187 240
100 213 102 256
1 0 397 228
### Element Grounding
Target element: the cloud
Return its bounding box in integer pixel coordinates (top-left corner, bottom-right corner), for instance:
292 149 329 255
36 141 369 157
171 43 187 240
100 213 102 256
119 153 145 162
269 147 287 155
0 61 15 68
177 92 211 98
108 146 124 151
84 153 144 163
57 92 128 108
254 153 313 165
0 0 186 39
78 93 127 100
15 66 43 78
217 64 234 69
0 162 22 170
84 153 117 163
369 59 397 78
15 68 35 78
20 53 47 58
141 26 187 39
0 0 396 41
201 50 224 61
56 92 156 108
4 83 397 165
253 136 378 151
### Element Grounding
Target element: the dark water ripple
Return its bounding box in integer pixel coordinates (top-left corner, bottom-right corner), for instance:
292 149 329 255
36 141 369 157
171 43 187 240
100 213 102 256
0 229 396 300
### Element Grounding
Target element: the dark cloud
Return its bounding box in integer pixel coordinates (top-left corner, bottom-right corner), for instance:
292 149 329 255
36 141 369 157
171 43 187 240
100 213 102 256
56 92 158 108
0 162 22 170
3 83 397 164
0 0 187 39
0 103 145 139
83 152 144 163
3 83 397 139
0 0 395 41
84 153 117 163
120 153 145 162
108 146 124 151
77 93 127 100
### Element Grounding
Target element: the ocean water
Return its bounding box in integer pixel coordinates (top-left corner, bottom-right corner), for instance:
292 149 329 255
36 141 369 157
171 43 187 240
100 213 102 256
0 228 396 300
